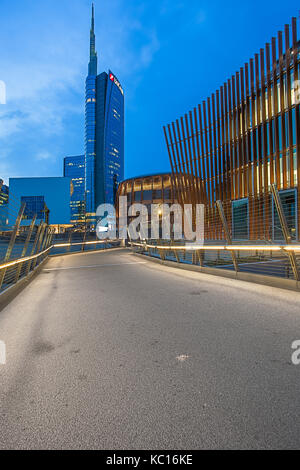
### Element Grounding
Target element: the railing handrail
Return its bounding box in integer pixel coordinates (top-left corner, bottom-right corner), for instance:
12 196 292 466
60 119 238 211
128 241 300 252
0 235 121 294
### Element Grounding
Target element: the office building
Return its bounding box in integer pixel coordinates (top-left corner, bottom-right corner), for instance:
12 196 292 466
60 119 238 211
85 4 124 225
64 155 85 224
8 177 71 227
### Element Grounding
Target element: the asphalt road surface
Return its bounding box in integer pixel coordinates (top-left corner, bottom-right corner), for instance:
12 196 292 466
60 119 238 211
1 248 300 450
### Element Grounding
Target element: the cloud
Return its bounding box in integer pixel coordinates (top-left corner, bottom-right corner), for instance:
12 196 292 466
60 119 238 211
0 112 21 139
0 0 162 180
35 151 54 161
140 31 160 68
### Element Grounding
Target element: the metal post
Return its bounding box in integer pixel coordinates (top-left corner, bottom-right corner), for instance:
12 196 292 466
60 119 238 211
67 230 72 252
271 183 299 281
35 226 49 266
25 221 44 275
25 223 41 272
216 200 239 272
42 228 52 257
42 228 52 258
14 215 37 283
47 228 54 250
41 227 50 251
32 224 47 270
81 228 87 252
0 203 26 290
197 250 204 267
31 223 47 271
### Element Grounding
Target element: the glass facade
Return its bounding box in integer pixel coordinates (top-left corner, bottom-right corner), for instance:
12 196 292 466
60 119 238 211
95 71 124 209
0 181 9 229
85 75 97 220
8 177 71 226
273 189 297 240
64 155 85 224
21 196 45 220
117 173 176 208
117 173 178 235
232 199 249 240
84 6 124 226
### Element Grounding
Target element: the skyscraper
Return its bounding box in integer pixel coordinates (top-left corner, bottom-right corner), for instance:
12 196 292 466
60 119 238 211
85 4 124 226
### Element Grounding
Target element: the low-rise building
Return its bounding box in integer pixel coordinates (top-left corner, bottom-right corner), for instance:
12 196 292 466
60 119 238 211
8 177 72 228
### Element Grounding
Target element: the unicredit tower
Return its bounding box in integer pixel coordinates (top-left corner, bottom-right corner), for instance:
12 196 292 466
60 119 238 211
85 4 124 226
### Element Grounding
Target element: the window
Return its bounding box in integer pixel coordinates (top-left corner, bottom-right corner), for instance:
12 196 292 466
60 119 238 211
134 191 142 202
232 199 249 240
143 190 153 201
153 189 162 200
273 189 297 241
164 189 171 200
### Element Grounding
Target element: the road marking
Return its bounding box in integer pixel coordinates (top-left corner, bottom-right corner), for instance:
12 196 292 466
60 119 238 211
176 354 190 362
43 262 147 271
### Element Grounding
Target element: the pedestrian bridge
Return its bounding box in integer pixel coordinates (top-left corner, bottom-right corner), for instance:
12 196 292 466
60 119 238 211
1 246 300 449
1 223 300 297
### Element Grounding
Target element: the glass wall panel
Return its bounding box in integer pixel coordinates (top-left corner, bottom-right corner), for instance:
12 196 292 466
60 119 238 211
232 199 249 240
273 189 297 240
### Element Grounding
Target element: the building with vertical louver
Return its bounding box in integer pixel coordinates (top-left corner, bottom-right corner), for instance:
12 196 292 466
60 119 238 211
164 16 300 242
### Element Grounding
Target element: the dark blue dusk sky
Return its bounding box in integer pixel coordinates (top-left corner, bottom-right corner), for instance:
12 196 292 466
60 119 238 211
0 0 299 184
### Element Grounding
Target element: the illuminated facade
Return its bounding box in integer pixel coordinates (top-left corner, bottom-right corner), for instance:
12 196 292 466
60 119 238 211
164 17 300 242
85 5 124 225
116 173 178 237
64 155 85 224
117 173 176 206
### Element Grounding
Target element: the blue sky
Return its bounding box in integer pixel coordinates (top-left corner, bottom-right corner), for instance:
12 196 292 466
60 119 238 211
0 0 299 183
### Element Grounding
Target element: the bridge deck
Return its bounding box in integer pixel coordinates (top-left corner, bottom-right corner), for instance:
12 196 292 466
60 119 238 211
0 248 300 449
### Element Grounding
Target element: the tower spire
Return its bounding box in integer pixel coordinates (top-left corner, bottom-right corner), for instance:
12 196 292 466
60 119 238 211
88 3 97 75
91 3 95 32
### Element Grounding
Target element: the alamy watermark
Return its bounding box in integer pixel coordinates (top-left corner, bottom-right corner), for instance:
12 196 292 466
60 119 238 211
0 80 6 104
95 197 205 243
0 340 6 365
292 80 300 105
291 340 300 365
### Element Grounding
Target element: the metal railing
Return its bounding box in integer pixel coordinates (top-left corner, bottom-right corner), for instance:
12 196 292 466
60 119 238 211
2 182 300 294
0 204 120 294
128 184 300 285
129 240 300 281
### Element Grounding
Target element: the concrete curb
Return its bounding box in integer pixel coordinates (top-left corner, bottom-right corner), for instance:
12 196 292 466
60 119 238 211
0 256 49 312
131 251 300 292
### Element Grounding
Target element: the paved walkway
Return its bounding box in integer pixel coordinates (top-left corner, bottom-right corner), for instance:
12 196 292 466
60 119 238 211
0 248 300 449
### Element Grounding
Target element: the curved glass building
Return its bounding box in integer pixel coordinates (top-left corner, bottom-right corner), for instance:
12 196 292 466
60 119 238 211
85 4 124 226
